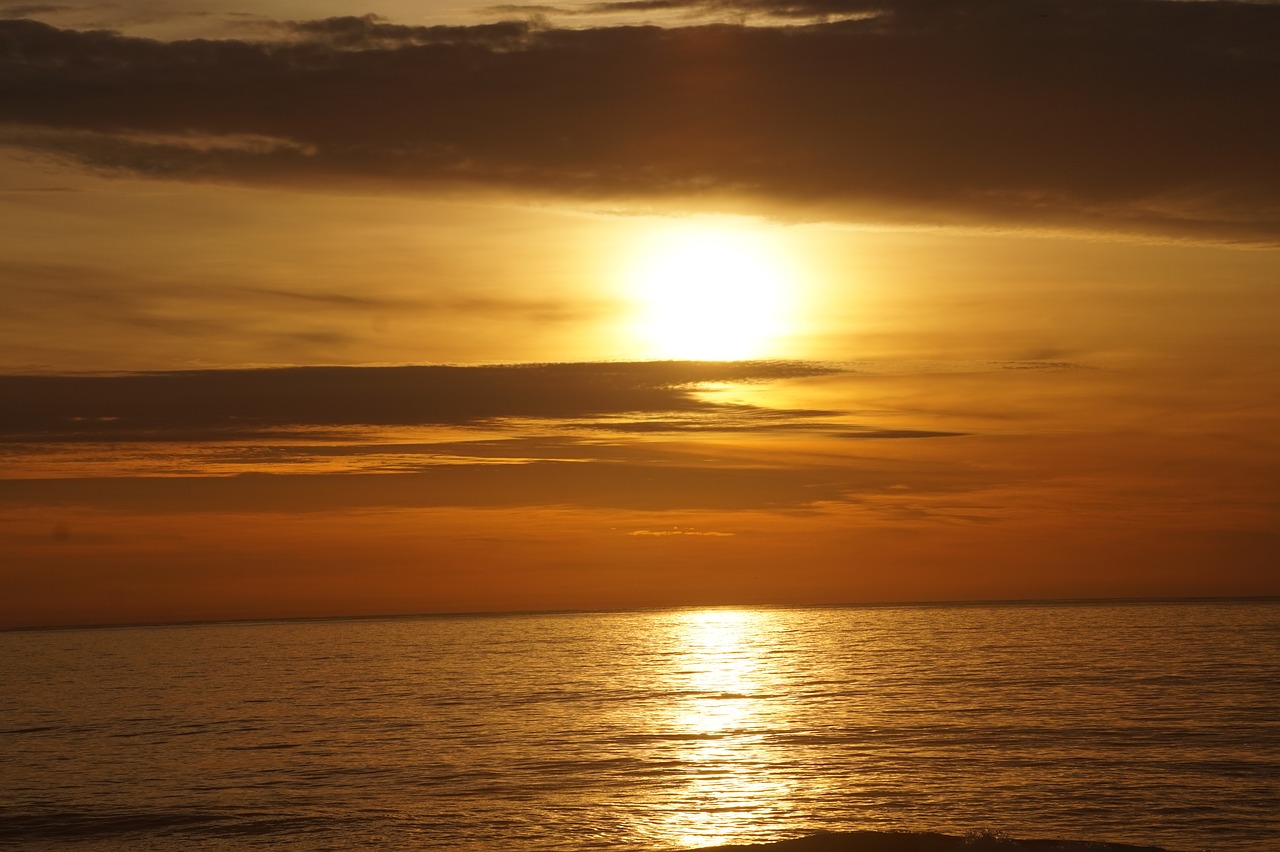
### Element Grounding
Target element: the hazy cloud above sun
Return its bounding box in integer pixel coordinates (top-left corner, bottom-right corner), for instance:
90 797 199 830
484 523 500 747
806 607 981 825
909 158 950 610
3 0 1278 242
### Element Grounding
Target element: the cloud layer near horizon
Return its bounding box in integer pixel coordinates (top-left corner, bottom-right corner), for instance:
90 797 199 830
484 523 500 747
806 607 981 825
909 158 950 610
3 356 1276 626
0 361 980 514
0 361 844 438
3 0 1279 241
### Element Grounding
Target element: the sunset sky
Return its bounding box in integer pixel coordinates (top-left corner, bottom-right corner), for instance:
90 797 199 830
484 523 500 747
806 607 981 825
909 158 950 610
2 0 1277 628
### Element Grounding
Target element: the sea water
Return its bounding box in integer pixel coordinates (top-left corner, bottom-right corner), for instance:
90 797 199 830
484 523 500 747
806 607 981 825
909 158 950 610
1 599 1277 851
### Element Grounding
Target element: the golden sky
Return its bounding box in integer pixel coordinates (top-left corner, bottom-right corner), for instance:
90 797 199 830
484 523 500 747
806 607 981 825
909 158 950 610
1 0 1278 628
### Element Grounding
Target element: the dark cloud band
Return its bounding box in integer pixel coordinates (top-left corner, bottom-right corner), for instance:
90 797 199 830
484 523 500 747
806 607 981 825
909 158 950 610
0 361 839 439
2 0 1278 241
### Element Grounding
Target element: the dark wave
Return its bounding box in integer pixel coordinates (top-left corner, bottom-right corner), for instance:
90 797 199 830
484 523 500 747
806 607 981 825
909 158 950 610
702 831 1170 852
0 810 229 841
0 809 374 842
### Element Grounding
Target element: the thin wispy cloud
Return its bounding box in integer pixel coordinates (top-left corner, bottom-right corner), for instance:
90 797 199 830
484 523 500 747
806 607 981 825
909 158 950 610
0 459 923 512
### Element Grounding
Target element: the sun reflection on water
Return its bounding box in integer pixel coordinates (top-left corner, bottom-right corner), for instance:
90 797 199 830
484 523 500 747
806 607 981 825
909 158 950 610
657 608 797 849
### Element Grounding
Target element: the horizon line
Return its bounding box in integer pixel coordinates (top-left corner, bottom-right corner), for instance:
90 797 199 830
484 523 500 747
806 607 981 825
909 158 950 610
4 594 1277 635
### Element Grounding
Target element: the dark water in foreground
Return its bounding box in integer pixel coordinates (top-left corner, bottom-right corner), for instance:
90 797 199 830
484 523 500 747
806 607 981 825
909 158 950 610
1 600 1277 851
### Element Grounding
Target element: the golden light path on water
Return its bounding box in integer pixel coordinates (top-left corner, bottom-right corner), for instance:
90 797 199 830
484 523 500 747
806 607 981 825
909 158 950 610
658 609 799 848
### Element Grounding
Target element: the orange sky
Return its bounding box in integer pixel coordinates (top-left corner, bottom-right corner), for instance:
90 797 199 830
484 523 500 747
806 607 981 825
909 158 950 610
1 0 1278 628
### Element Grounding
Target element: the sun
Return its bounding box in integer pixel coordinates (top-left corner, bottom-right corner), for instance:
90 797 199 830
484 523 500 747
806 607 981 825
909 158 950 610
623 222 794 361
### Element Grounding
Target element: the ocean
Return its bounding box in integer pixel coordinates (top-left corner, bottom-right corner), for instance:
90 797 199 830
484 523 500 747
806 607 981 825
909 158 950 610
1 599 1276 851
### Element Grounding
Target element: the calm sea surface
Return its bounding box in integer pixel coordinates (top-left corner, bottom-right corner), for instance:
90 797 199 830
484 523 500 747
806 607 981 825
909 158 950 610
1 600 1277 851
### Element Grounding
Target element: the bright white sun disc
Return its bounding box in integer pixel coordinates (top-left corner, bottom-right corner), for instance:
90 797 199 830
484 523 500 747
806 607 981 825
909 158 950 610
626 225 793 361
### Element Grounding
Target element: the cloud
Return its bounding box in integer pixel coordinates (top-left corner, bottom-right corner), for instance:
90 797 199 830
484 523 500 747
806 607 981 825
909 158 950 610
565 0 873 20
628 528 735 535
0 361 988 513
833 429 966 439
0 4 71 14
1 1 1277 241
0 259 607 350
0 361 841 440
0 449 962 511
272 14 535 49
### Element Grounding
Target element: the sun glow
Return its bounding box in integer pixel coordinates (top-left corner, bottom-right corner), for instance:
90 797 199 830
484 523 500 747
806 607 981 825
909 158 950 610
624 222 795 360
